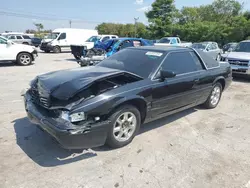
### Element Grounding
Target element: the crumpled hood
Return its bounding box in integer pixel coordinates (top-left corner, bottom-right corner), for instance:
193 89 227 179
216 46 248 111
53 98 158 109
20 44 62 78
222 52 250 60
36 66 124 100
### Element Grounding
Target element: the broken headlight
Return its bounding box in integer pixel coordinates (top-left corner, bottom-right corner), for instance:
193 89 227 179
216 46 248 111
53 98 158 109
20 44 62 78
61 111 86 123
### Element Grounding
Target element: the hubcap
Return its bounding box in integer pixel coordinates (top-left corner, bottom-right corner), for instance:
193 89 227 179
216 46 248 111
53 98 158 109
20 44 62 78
20 55 31 65
113 112 137 142
210 86 221 106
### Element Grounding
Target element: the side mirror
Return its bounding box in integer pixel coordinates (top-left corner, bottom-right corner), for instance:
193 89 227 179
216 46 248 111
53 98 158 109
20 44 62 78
160 69 176 80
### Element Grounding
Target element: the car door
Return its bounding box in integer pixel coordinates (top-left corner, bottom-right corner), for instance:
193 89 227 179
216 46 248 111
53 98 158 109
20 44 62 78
0 37 8 60
8 35 17 43
150 51 204 118
57 33 68 51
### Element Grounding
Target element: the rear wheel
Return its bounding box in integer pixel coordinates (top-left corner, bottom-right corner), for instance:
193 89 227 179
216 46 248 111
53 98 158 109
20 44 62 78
203 82 222 109
16 53 32 66
53 46 61 53
106 105 141 148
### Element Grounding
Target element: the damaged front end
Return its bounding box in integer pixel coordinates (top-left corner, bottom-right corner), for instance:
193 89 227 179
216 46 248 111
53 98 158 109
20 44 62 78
23 69 142 149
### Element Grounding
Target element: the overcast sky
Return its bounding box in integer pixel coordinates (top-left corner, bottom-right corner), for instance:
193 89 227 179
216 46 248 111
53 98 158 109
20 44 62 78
0 0 248 32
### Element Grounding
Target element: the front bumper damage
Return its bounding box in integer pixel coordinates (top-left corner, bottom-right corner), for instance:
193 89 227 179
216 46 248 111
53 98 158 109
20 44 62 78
23 92 110 149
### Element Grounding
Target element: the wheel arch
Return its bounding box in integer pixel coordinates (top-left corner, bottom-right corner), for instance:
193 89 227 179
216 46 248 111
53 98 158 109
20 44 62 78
213 76 226 91
16 51 34 61
108 96 148 124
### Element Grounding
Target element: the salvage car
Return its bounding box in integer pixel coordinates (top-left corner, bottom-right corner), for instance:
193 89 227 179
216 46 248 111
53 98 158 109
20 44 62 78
221 40 250 77
191 42 222 60
77 38 153 66
23 46 232 149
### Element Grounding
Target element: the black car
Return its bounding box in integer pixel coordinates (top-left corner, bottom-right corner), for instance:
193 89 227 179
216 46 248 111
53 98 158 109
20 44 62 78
23 46 232 149
31 37 42 47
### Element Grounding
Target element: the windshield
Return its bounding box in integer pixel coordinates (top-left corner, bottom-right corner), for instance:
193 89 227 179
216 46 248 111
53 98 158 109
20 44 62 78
192 43 208 50
86 36 101 42
234 42 250 52
97 48 166 78
0 36 7 44
44 32 59 40
158 38 171 43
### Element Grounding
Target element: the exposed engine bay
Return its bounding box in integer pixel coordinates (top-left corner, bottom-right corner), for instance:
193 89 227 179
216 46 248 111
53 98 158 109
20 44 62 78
79 48 107 67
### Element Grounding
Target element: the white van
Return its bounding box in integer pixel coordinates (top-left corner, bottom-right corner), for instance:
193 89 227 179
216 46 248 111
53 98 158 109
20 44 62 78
40 28 98 53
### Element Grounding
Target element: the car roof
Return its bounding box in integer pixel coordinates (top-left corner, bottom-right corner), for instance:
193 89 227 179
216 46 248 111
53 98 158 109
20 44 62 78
127 46 192 52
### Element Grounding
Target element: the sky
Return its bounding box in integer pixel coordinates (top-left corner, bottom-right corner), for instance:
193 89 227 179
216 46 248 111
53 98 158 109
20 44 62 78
0 0 249 32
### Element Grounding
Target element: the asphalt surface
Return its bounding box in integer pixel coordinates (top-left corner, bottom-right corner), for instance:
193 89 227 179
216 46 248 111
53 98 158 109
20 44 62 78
0 52 250 188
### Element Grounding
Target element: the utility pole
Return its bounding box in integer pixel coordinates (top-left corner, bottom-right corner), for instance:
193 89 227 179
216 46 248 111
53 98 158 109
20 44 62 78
69 20 72 28
134 17 139 38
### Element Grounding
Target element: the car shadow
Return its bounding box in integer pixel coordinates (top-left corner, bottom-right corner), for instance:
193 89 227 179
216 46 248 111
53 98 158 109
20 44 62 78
65 58 78 62
13 117 97 167
0 61 16 67
233 76 250 83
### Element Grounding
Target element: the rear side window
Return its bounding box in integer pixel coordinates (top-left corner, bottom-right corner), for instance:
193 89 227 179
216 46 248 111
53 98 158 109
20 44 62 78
162 51 200 74
16 36 22 39
197 50 219 68
23 35 30 39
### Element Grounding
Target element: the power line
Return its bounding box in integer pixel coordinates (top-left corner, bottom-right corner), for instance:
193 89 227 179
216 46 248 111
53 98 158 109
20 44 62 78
0 10 102 24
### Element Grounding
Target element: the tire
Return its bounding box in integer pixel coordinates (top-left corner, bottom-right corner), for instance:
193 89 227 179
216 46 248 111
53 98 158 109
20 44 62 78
203 82 222 109
106 105 141 148
16 52 32 66
22 42 29 45
53 46 61 53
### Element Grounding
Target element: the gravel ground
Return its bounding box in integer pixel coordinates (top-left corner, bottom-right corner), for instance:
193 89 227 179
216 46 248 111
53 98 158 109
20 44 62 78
0 52 250 188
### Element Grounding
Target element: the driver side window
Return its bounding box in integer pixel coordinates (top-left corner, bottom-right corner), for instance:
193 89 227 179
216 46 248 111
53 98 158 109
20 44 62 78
119 40 133 50
58 33 66 40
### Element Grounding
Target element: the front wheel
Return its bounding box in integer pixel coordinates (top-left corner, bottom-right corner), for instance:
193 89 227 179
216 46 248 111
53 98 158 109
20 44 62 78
53 46 61 53
16 53 32 66
203 82 222 109
106 105 141 148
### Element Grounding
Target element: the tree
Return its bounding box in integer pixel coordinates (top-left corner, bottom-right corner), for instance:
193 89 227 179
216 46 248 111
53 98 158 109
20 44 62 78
145 0 177 38
34 23 44 32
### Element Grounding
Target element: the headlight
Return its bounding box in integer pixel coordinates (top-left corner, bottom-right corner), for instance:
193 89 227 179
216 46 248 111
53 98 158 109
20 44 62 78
61 111 86 123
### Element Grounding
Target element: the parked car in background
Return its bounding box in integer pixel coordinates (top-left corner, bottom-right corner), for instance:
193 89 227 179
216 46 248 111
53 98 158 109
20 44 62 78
70 35 118 60
154 37 192 47
0 36 38 66
7 34 32 45
221 40 250 77
222 42 238 53
40 28 98 53
76 37 153 66
191 42 222 61
31 37 42 47
23 46 232 149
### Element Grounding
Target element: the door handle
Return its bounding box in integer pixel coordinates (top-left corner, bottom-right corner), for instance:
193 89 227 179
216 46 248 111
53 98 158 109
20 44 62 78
194 79 200 83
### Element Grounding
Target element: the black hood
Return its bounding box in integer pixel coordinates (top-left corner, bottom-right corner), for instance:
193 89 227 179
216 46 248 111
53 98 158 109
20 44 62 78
36 66 125 100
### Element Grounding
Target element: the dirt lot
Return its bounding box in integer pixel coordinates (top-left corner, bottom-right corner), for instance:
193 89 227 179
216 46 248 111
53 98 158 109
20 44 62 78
0 52 250 188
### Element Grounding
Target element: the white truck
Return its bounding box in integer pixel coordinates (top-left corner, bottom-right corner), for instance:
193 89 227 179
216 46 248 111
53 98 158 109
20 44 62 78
0 36 38 66
154 37 192 47
40 28 98 53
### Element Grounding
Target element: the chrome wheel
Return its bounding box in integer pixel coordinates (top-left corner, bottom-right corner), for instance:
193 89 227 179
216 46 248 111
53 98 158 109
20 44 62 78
20 54 31 65
113 112 137 142
210 86 221 106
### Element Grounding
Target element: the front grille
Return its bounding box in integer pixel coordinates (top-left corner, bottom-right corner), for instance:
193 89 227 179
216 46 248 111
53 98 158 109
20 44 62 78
232 69 247 73
228 59 249 66
41 42 48 48
29 85 51 108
